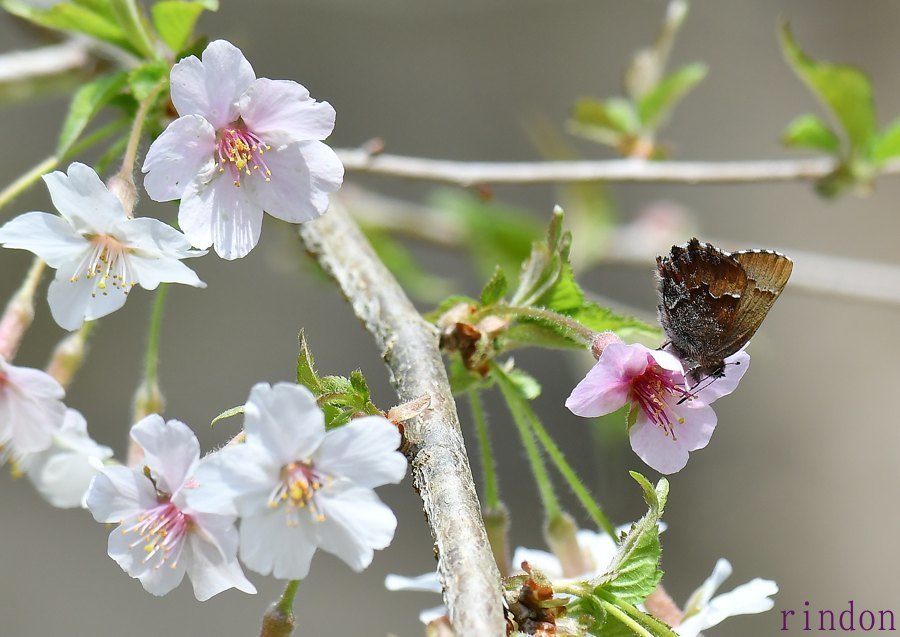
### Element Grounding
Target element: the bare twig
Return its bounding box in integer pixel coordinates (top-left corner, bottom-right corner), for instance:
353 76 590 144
0 39 91 84
337 148 900 186
299 202 505 637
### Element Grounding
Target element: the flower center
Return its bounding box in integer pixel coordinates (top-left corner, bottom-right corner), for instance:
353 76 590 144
124 499 190 568
269 460 329 525
216 122 272 188
630 356 693 439
70 235 135 297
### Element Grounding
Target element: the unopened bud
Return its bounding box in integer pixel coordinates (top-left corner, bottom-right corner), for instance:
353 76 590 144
129 380 165 467
590 331 624 360
644 584 684 627
259 602 295 637
484 504 511 577
474 315 509 337
106 174 137 216
0 259 45 361
544 512 593 578
46 327 90 388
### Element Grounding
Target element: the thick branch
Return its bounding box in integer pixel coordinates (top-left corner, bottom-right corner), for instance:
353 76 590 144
337 148 900 185
299 203 505 636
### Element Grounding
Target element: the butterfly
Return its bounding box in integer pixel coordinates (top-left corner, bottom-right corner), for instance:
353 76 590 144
655 238 792 381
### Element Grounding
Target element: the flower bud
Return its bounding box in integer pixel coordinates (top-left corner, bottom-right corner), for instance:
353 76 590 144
544 512 593 578
590 331 624 360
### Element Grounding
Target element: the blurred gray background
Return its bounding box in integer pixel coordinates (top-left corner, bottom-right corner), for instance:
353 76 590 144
2 1 899 635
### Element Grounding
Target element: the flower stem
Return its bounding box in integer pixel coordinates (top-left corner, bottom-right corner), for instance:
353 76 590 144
469 389 501 510
494 365 561 521
144 284 169 388
521 396 616 538
0 156 58 213
260 580 299 637
114 79 167 213
596 597 657 637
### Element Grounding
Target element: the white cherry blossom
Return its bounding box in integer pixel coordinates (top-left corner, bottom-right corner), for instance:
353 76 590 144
0 355 66 455
0 163 206 331
186 382 406 580
142 39 343 260
86 415 255 600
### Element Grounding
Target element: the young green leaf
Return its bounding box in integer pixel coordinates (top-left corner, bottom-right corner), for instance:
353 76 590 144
296 329 322 393
571 97 639 136
2 0 135 54
637 62 707 131
594 472 669 604
56 71 129 156
782 113 841 153
872 117 900 165
152 1 207 53
780 23 876 156
480 266 509 306
504 367 541 400
128 60 169 101
210 405 244 427
109 0 157 59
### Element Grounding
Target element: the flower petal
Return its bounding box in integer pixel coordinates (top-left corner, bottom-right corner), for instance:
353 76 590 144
244 140 343 223
315 416 406 488
565 355 635 418
179 175 264 259
240 78 335 143
107 522 187 596
384 571 442 593
130 416 199 495
142 114 217 202
0 361 67 453
510 547 564 579
86 465 157 522
170 40 255 129
47 270 127 331
43 163 124 233
244 383 325 465
187 444 276 517
0 212 86 268
239 510 317 579
684 558 733 614
696 350 751 404
628 402 717 474
314 484 398 571
184 521 256 600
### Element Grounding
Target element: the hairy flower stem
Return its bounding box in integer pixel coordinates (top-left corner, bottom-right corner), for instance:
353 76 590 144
594 588 679 637
113 80 167 214
0 258 45 361
259 580 299 637
494 366 562 521
468 390 500 509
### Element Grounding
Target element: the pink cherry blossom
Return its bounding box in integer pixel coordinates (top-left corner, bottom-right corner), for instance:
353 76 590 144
85 415 255 600
0 355 66 456
142 40 343 260
566 342 748 474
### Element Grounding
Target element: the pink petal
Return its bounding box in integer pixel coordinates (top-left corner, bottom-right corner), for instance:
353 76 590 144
628 402 717 474
170 40 255 129
696 350 750 404
244 141 343 224
566 343 650 418
240 78 335 143
142 115 216 202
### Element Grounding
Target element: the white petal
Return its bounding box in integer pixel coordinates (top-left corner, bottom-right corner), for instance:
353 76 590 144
684 558 733 614
0 212 86 268
86 465 157 522
244 141 343 224
142 115 217 201
677 578 778 636
170 40 255 129
510 547 564 579
384 571 442 593
187 444 276 517
107 523 187 596
244 382 325 465
0 362 66 453
315 416 406 488
179 175 263 259
239 510 317 579
240 78 335 142
118 217 202 258
314 485 398 571
128 254 206 290
47 269 128 331
576 529 619 575
419 606 449 624
130 416 199 495
184 522 256 600
43 163 124 233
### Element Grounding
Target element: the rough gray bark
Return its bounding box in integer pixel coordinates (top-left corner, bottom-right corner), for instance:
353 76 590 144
299 202 506 637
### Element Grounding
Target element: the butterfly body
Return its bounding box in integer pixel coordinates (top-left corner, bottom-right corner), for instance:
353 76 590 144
656 238 792 380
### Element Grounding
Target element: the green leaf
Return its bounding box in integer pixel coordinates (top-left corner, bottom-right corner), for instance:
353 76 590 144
571 97 639 136
56 71 128 156
872 117 900 165
480 266 508 306
637 62 707 130
296 330 322 393
569 304 660 342
210 405 243 427
780 23 877 156
594 472 669 604
2 0 135 54
782 113 841 153
128 60 169 101
109 0 156 59
152 1 206 53
349 369 371 403
504 367 541 400
510 208 569 307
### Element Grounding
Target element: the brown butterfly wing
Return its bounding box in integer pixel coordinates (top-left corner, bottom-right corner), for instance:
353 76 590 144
656 239 746 372
714 250 792 356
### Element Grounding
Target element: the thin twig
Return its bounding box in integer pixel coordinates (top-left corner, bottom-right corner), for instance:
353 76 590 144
299 202 505 637
337 148 900 185
0 39 91 84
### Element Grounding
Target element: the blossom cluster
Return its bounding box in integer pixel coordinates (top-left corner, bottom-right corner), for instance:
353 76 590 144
85 382 406 599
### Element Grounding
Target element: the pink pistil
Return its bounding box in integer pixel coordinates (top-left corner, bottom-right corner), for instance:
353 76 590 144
629 354 693 439
126 500 190 568
216 123 272 187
